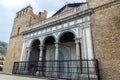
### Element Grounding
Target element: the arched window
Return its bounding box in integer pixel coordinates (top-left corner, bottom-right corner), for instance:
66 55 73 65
17 27 20 35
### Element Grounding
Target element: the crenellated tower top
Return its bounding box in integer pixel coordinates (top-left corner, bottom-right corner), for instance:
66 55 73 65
16 5 33 18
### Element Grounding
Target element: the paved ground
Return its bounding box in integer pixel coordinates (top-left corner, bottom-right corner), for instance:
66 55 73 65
0 72 48 80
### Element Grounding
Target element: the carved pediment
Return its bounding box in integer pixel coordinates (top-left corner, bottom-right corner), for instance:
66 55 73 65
52 3 86 16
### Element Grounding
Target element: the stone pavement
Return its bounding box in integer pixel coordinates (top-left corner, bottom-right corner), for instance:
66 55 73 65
0 72 48 80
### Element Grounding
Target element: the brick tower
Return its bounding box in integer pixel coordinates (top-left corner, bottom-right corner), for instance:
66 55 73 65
3 6 47 73
87 0 120 80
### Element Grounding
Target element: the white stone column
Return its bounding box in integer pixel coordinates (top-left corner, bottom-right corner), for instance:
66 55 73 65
54 42 60 77
75 38 82 75
24 47 32 73
18 41 26 72
20 41 26 61
55 42 59 60
19 46 32 73
39 45 44 61
36 45 44 76
75 38 81 60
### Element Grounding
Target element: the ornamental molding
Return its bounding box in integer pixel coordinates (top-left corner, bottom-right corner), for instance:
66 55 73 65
23 9 93 35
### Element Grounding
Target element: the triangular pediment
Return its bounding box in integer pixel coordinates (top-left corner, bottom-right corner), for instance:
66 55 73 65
52 3 86 16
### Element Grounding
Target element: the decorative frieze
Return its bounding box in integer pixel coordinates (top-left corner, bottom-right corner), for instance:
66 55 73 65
25 8 93 32
24 16 90 39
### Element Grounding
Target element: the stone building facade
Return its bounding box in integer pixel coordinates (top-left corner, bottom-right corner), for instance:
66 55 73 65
3 6 47 73
88 0 120 80
3 0 120 80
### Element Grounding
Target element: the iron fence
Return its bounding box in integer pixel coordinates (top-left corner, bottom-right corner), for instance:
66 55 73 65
12 59 99 80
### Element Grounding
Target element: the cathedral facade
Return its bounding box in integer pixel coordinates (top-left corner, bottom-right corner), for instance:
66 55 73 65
3 0 120 80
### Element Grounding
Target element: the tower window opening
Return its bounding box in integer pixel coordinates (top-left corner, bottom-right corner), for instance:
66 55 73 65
17 27 20 35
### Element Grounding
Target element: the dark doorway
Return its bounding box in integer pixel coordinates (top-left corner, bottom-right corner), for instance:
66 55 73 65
0 66 2 71
28 39 40 75
60 32 75 43
44 36 55 76
43 36 55 61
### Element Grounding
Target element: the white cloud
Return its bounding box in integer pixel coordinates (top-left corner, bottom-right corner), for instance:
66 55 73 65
0 0 38 11
47 11 55 18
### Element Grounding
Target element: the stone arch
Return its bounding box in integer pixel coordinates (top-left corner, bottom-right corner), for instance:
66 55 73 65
57 30 76 42
43 35 56 45
41 35 56 61
29 38 40 47
29 39 40 61
27 39 40 74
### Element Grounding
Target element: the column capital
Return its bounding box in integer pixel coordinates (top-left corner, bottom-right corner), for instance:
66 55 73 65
26 47 32 50
55 42 60 47
74 38 81 43
39 45 44 50
54 41 60 44
39 44 44 47
74 37 81 40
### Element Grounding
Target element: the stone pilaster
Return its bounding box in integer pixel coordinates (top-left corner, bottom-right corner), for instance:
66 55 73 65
26 47 32 61
54 42 60 77
75 38 81 60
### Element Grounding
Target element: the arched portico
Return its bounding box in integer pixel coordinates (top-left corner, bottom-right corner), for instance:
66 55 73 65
43 36 56 60
58 31 82 60
57 30 77 42
21 30 83 76
29 39 40 61
14 21 96 79
41 36 56 76
28 39 40 74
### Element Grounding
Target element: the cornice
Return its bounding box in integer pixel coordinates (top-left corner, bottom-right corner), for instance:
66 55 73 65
10 34 22 39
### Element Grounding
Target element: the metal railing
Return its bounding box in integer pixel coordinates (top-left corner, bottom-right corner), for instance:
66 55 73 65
12 59 99 80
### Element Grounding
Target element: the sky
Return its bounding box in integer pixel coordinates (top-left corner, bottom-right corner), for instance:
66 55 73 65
0 0 86 43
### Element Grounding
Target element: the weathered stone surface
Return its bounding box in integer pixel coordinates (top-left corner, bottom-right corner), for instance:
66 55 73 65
88 0 120 80
3 6 47 73
87 0 113 8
